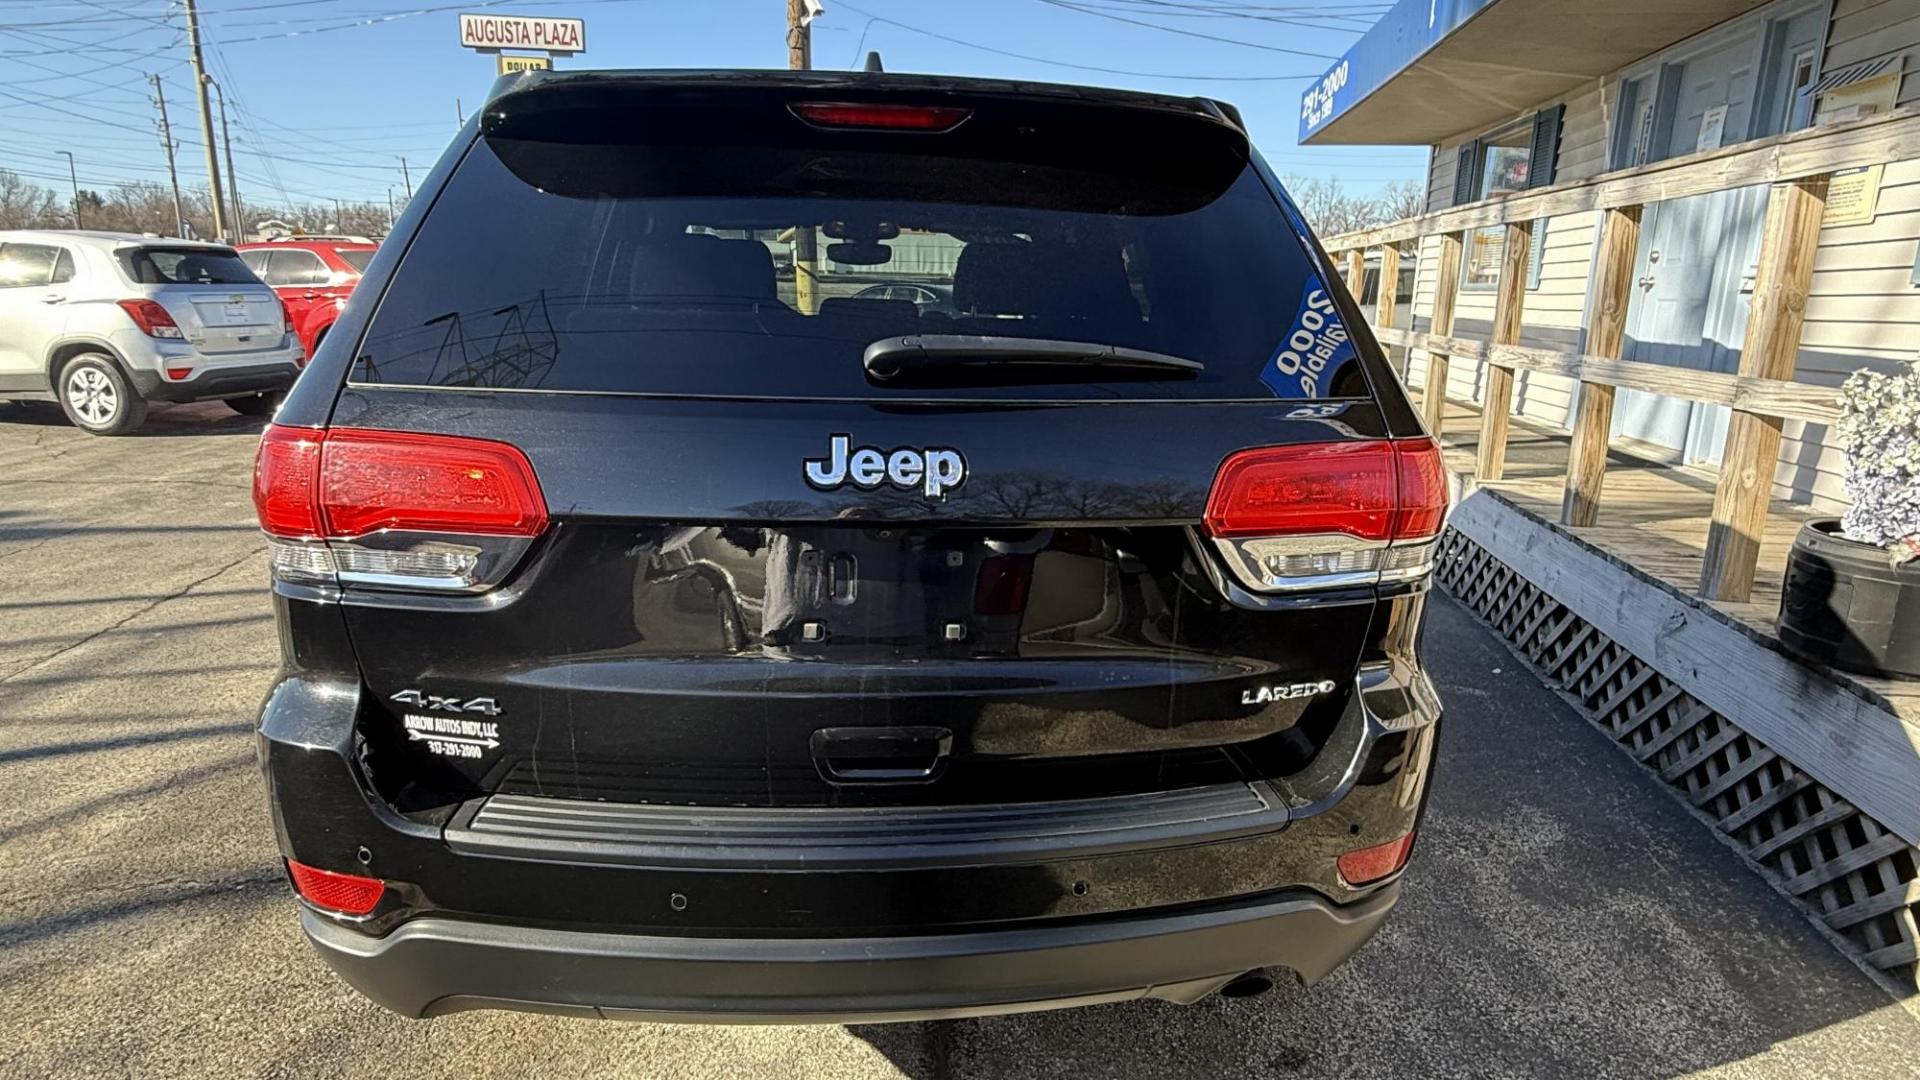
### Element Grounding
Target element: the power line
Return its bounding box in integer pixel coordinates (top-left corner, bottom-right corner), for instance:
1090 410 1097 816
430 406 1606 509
832 1 1323 81
210 0 627 46
1029 0 1341 59
1068 0 1389 32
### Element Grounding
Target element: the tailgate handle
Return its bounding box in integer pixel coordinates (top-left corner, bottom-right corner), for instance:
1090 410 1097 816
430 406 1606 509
810 726 952 785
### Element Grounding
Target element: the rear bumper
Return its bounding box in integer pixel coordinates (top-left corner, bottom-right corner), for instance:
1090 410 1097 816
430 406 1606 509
129 360 300 403
259 592 1442 1023
302 884 1397 1023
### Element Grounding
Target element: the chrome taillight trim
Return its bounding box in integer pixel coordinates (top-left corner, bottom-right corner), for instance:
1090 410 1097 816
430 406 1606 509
1208 534 1438 594
267 532 532 593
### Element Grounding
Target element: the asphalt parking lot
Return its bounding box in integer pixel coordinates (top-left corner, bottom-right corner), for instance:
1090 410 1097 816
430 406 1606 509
5 400 1920 1079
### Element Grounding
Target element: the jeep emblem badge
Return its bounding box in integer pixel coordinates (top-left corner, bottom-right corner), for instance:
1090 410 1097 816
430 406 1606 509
804 434 966 499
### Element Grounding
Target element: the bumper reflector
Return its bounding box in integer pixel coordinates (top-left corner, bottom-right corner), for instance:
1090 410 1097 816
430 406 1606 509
287 859 385 916
1336 832 1416 887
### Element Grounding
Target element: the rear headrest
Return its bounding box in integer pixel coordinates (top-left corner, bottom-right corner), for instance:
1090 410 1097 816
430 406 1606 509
951 239 1138 325
817 296 917 321
628 233 775 303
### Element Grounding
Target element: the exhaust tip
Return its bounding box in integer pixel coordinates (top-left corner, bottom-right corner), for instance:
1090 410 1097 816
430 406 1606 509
1218 970 1274 1000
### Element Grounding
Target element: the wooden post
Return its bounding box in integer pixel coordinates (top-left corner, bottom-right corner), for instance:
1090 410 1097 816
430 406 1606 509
1561 205 1642 526
1422 231 1464 436
1376 243 1402 375
1344 247 1367 299
1476 219 1535 481
1700 175 1829 602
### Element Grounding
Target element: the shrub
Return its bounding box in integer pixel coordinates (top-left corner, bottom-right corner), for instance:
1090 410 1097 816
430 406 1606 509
1837 369 1920 552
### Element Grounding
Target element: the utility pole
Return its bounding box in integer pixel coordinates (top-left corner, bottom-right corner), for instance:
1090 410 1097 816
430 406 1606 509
182 0 229 241
398 156 413 200
56 151 80 229
332 198 343 231
785 0 813 69
456 98 464 126
151 74 187 238
387 187 397 232
786 0 818 312
210 78 243 241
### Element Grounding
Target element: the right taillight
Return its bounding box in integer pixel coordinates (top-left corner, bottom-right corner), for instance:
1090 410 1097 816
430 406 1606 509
1202 437 1447 593
116 298 184 339
1337 831 1416 886
253 424 547 593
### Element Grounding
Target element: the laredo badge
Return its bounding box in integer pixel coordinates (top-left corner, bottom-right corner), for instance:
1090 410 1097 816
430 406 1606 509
1260 281 1355 399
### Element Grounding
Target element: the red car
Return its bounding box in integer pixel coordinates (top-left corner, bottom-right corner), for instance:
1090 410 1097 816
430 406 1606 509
238 237 377 360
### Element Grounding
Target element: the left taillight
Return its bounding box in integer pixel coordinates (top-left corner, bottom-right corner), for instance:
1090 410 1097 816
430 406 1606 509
253 424 548 593
116 298 183 339
286 859 385 916
1202 437 1448 593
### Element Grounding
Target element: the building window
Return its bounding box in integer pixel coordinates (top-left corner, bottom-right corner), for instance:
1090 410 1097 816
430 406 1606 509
1454 109 1558 292
1462 122 1532 288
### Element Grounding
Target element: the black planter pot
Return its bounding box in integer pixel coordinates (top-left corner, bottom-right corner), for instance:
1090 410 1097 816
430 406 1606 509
1778 519 1920 679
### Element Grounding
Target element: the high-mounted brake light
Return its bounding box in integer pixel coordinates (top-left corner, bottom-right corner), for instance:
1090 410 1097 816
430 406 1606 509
116 298 183 339
253 424 548 592
287 858 385 916
1202 438 1447 593
789 102 972 132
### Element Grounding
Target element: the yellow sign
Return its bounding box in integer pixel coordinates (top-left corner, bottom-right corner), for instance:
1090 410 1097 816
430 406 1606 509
1825 164 1884 228
497 54 552 75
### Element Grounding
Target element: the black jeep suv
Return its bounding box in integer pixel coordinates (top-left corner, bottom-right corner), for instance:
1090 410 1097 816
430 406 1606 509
252 69 1446 1023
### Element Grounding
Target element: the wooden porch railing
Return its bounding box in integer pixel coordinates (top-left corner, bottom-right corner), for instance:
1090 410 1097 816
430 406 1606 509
1323 106 1920 604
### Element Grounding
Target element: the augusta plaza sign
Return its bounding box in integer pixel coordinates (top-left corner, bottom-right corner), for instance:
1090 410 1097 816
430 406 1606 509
459 12 586 53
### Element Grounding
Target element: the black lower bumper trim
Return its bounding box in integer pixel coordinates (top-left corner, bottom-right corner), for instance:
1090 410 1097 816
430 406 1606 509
302 885 1397 1023
448 782 1289 870
131 361 298 403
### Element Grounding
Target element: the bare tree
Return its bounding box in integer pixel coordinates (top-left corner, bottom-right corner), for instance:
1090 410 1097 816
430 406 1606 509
0 171 397 240
1375 179 1426 223
0 171 62 230
1283 174 1427 238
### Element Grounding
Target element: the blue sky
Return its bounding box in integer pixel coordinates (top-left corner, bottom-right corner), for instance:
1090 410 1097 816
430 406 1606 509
1 0 1427 210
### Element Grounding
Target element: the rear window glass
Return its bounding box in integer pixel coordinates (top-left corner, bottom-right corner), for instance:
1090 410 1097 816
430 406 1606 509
355 92 1366 402
338 249 375 272
119 247 258 285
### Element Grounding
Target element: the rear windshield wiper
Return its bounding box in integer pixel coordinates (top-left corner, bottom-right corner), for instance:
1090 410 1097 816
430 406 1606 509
863 335 1205 386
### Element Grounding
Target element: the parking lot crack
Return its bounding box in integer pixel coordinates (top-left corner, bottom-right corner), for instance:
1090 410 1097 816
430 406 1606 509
0 546 264 685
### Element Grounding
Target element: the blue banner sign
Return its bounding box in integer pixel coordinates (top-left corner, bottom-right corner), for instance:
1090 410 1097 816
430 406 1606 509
1298 0 1499 144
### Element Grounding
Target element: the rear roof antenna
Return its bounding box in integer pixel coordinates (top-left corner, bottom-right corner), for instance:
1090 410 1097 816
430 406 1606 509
863 50 884 73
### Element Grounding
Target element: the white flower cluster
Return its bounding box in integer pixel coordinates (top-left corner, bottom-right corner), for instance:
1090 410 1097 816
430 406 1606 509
1838 368 1920 550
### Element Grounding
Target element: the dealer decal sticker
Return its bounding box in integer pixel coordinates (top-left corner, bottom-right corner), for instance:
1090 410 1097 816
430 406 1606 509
403 713 500 760
1261 281 1355 399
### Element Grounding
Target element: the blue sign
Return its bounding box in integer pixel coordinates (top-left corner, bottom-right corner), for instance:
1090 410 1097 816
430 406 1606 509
1298 0 1499 144
1261 280 1356 400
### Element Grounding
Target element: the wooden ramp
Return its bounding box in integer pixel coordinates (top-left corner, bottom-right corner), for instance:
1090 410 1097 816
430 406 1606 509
1433 449 1920 989
1431 398 1920 730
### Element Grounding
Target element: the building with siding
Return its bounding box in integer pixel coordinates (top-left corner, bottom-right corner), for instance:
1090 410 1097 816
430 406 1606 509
1304 0 1920 512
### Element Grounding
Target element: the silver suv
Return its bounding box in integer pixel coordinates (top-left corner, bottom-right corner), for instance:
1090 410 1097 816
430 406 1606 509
0 230 303 435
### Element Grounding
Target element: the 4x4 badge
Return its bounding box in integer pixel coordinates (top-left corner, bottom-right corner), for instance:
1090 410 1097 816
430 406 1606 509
804 434 966 499
390 688 501 716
